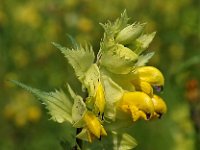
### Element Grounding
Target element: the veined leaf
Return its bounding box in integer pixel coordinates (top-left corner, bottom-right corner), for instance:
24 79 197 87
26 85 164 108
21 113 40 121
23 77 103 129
10 80 73 123
135 52 155 67
52 42 95 79
101 43 138 74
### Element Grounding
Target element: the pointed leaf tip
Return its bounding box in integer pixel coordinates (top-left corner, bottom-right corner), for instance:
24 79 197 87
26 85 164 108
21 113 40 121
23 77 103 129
11 80 73 123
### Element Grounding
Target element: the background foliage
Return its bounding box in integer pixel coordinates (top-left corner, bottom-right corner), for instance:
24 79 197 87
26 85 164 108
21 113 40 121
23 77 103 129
0 0 199 150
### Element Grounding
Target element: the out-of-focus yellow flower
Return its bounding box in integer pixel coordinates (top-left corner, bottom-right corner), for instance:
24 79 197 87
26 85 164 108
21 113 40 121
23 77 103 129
14 4 41 28
11 47 30 68
15 113 27 127
35 43 54 59
151 95 167 119
27 106 42 122
77 17 93 32
0 10 7 26
4 72 19 88
94 83 105 115
3 91 42 127
118 92 154 121
83 111 107 141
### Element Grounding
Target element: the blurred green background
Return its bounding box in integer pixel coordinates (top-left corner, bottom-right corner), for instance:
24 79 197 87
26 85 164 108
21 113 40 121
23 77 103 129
0 0 199 150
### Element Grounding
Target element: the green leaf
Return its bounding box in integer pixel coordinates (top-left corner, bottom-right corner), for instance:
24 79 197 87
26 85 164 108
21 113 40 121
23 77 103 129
67 84 87 127
82 64 100 96
101 43 138 74
135 52 155 67
100 10 129 39
134 32 156 55
52 42 95 79
112 131 137 150
102 75 123 121
76 128 90 142
10 80 73 123
116 23 146 45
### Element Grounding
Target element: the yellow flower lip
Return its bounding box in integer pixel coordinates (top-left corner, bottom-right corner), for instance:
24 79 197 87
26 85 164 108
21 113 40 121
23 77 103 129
119 92 155 122
135 66 164 86
151 95 167 119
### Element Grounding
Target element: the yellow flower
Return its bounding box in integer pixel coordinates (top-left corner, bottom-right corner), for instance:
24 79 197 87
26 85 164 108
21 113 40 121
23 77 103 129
83 111 107 140
94 83 106 115
134 66 164 86
132 80 153 96
27 106 42 123
151 95 167 119
118 92 154 121
77 17 93 32
132 66 164 94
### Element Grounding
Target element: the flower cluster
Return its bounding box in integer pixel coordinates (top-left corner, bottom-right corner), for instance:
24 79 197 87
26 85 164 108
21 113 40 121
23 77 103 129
12 11 167 149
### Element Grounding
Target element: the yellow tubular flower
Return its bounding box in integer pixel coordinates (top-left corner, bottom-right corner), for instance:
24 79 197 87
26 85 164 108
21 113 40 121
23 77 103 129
94 83 105 115
134 66 164 88
151 95 167 119
83 111 107 139
118 92 155 121
132 80 153 96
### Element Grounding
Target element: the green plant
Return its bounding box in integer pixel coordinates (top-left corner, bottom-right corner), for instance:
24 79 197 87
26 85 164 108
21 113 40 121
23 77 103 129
11 11 167 150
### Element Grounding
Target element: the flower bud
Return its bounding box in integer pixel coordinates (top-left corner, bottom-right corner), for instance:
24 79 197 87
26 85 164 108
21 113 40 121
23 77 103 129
116 23 146 45
83 111 107 139
94 83 105 115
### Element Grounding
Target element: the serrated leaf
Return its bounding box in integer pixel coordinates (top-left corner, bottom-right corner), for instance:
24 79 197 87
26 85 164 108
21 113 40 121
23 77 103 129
52 42 95 79
11 80 73 123
135 52 155 67
100 10 129 39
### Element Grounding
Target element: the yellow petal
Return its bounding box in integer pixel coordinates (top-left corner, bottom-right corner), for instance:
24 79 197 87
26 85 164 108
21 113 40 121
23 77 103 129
132 80 153 96
118 92 154 121
135 66 164 86
94 83 105 114
100 125 107 136
151 95 167 119
83 111 101 138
